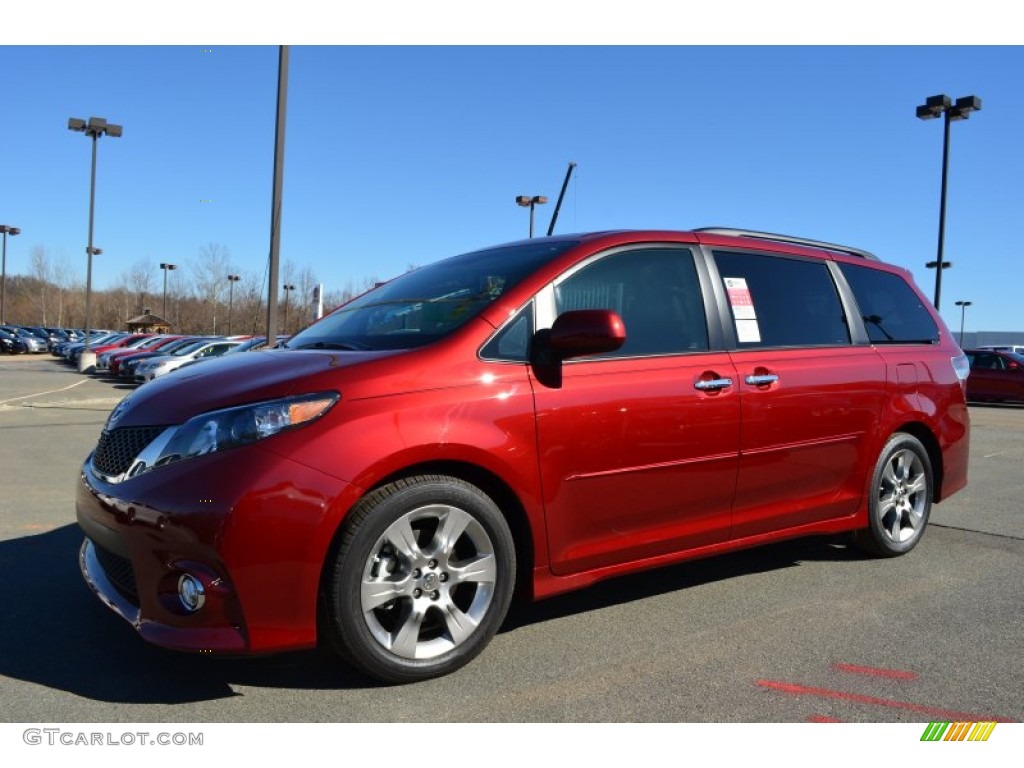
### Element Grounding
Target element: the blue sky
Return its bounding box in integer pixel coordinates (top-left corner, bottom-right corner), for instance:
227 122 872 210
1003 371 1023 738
1 34 1021 332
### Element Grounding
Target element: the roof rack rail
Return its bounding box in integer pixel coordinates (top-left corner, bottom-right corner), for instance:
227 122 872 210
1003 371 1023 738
693 227 879 261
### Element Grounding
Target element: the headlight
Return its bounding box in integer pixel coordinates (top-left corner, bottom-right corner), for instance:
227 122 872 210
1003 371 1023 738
128 392 340 476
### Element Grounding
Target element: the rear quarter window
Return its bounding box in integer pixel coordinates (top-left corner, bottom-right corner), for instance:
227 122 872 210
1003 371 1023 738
838 262 939 344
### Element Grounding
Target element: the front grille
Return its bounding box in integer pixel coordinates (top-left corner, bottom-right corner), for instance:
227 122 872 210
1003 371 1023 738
93 426 166 477
93 542 139 605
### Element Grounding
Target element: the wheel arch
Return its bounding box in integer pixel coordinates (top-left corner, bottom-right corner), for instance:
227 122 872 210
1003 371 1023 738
317 459 539 621
892 421 944 502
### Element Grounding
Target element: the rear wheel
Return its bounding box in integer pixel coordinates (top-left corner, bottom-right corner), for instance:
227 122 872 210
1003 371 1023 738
855 433 933 557
324 475 516 683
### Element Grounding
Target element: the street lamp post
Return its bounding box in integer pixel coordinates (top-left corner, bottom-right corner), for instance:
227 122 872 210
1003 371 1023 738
515 195 548 238
282 283 296 334
68 116 123 370
915 94 981 310
159 263 177 319
955 300 972 348
0 225 20 325
227 274 241 335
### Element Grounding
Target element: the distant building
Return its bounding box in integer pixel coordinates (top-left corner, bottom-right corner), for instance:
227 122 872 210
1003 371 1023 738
957 331 1024 349
126 310 171 334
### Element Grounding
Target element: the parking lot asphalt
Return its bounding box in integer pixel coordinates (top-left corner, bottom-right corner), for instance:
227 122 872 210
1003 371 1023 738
0 354 1021 722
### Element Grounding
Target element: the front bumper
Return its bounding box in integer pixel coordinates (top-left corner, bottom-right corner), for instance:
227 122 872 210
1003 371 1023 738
76 443 361 654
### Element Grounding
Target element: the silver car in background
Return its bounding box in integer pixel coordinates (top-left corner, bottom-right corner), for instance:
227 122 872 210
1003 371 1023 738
134 338 242 383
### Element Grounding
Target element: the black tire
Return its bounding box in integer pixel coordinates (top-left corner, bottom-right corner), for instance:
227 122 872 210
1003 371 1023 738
323 475 516 684
855 433 933 557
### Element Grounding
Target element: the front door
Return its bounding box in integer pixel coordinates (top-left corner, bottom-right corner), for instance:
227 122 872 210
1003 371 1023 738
532 246 740 575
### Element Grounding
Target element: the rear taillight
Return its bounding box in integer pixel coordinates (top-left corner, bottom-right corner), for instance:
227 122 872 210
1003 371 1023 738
951 354 970 393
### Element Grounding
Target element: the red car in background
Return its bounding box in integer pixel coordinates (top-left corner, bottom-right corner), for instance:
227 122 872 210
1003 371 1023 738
964 349 1024 403
107 335 185 376
88 333 154 360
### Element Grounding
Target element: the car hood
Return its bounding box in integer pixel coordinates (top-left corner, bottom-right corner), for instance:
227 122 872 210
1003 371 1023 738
109 349 393 429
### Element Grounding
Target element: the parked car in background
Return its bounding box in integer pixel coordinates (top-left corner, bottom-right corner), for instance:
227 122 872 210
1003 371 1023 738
974 344 1024 356
72 333 151 366
133 338 242 382
45 327 75 345
77 227 971 684
107 335 185 376
0 329 18 356
171 335 284 374
19 326 56 350
95 334 170 373
58 332 127 363
0 326 47 353
964 349 1024 403
117 336 206 380
184 334 288 360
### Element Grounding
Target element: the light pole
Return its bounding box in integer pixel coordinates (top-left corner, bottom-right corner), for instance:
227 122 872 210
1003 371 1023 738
227 274 241 335
159 262 177 319
68 116 123 370
515 195 548 238
955 300 972 348
916 94 981 310
282 283 296 334
0 225 20 325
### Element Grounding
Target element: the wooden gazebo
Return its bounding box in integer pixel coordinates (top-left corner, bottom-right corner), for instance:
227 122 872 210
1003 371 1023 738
126 310 172 333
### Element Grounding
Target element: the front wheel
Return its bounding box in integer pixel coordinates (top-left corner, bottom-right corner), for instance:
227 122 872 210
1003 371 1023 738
323 475 516 684
855 433 933 557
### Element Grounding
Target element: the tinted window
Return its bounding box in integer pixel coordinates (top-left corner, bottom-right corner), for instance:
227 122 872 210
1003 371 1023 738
553 247 708 357
713 251 849 348
838 262 939 344
970 352 1006 370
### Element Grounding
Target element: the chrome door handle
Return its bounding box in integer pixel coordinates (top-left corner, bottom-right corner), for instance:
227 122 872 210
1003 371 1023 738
694 378 733 391
745 374 779 386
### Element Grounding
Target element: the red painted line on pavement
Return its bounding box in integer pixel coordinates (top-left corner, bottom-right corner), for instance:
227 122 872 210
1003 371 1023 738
807 715 844 723
756 680 1016 722
832 663 919 680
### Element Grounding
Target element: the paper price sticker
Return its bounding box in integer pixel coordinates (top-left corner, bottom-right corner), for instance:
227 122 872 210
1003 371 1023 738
724 277 756 320
724 277 761 342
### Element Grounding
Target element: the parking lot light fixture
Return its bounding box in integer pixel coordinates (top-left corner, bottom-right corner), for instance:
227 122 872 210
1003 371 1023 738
916 94 981 311
69 115 123 362
0 225 20 325
282 283 296 334
227 274 241 335
159 263 177 318
515 195 548 238
955 300 972 347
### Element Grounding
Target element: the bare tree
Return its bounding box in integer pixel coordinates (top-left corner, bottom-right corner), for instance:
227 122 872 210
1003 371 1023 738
21 246 54 324
52 253 77 327
189 243 231 333
296 265 319 329
124 258 155 315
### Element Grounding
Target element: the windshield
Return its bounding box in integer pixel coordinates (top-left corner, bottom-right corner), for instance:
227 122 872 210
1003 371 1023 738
286 240 576 352
172 339 214 356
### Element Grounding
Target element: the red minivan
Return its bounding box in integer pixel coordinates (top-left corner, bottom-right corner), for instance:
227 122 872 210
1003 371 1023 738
77 228 970 683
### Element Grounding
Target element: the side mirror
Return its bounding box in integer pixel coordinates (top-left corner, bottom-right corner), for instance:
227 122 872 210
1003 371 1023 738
1008 362 1020 370
547 309 627 360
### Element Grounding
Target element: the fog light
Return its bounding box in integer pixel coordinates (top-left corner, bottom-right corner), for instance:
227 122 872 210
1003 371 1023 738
178 573 206 613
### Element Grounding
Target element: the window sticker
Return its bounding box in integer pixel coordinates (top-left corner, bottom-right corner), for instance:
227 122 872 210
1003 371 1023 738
724 277 761 342
735 319 761 343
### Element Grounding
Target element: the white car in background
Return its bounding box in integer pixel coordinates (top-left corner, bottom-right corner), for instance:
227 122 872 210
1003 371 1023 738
975 344 1024 355
134 338 242 383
